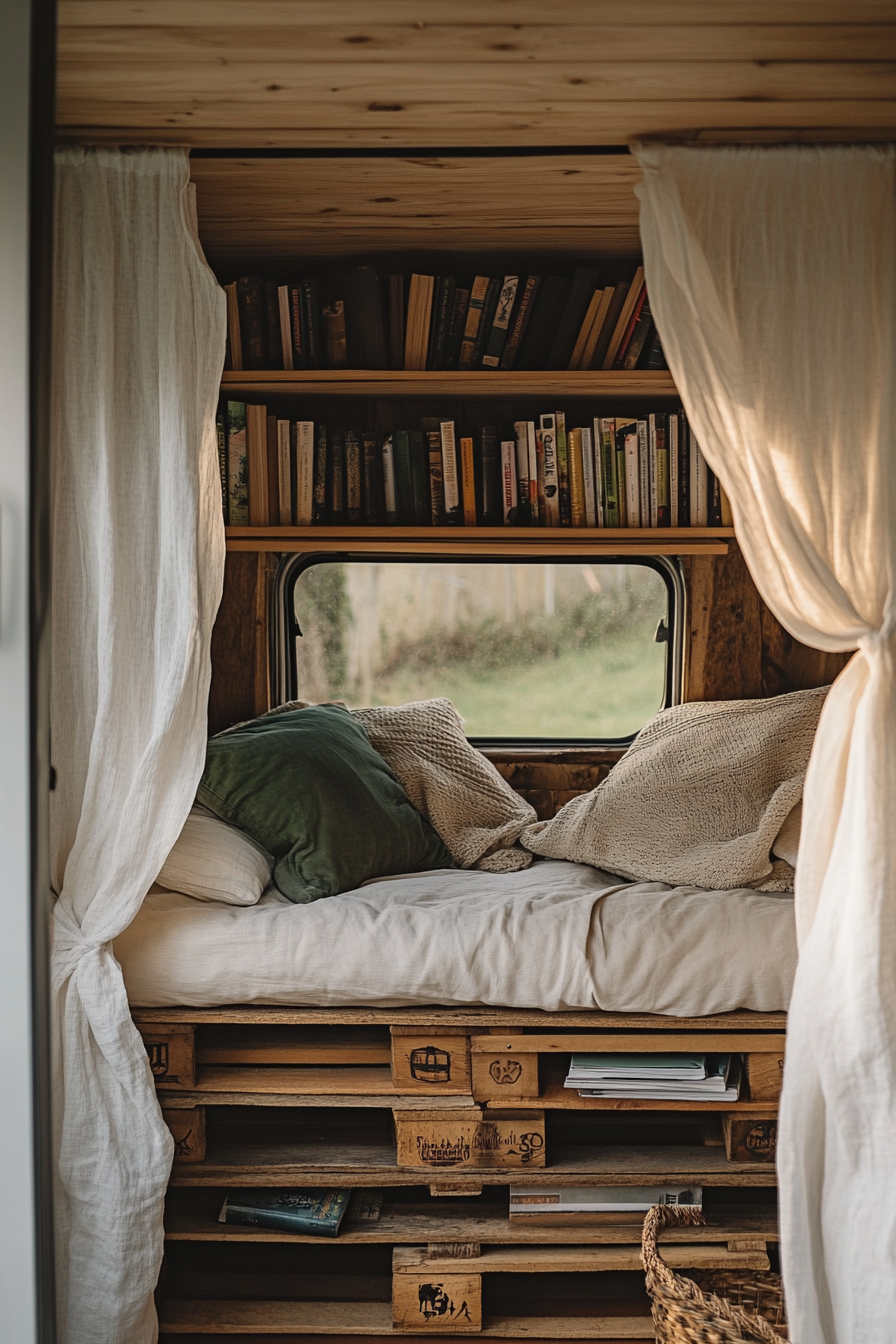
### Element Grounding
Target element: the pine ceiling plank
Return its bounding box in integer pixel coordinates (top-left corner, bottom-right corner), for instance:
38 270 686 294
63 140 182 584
57 23 896 63
57 1 896 27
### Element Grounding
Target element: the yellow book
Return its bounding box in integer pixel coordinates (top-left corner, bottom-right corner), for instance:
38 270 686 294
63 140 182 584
568 427 587 527
460 436 477 525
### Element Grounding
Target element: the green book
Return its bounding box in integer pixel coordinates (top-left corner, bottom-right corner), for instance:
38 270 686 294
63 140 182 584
219 1188 351 1237
226 400 249 526
555 410 571 526
392 429 416 524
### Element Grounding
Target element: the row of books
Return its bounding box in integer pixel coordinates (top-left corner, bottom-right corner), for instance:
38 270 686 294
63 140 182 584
224 264 665 375
219 401 729 531
509 1185 702 1224
564 1053 740 1102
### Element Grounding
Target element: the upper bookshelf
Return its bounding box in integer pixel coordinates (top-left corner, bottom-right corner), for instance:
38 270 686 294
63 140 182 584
220 369 679 399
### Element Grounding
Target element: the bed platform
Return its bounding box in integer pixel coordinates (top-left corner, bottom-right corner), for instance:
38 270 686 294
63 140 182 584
140 1003 785 1340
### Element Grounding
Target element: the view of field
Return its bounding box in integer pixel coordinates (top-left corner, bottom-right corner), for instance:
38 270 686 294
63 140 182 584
293 560 668 740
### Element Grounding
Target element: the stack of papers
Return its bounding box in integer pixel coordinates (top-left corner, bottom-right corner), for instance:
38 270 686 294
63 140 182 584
565 1052 739 1101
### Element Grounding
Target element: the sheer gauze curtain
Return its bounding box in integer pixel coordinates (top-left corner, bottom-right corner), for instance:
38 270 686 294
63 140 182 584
51 147 226 1343
634 143 896 1344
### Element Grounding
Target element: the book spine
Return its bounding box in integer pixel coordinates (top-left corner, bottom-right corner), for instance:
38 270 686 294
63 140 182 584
225 281 242 371
500 275 540 370
471 277 500 369
404 273 434 371
216 412 228 522
222 1205 340 1236
669 414 679 528
602 268 645 370
427 276 455 371
329 428 345 522
678 413 690 526
313 424 328 523
568 287 602 372
460 436 477 525
641 326 668 370
246 402 269 526
581 425 597 528
555 410 571 527
322 299 348 369
362 430 386 524
302 278 323 369
638 418 651 529
278 285 294 371
440 421 461 524
580 286 614 372
295 421 315 525
444 286 470 371
527 421 539 525
597 418 619 528
655 411 670 527
423 425 446 524
388 273 405 371
614 421 628 527
237 276 266 371
226 401 249 525
382 435 398 525
648 414 659 529
481 274 519 368
480 424 501 525
408 429 431 524
539 414 560 527
264 280 284 369
708 465 722 526
277 420 292 524
457 276 490 371
290 286 306 369
289 421 298 522
535 427 546 524
344 428 362 523
692 430 708 527
612 281 648 370
623 292 653 370
266 412 280 524
390 429 414 524
615 419 637 528
513 420 530 525
500 441 518 524
568 426 586 528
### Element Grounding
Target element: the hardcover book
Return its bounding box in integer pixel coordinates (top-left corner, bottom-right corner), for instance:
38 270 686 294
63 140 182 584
226 400 249 526
567 426 587 528
457 275 491 371
440 420 461 524
237 275 266 371
538 414 560 528
301 277 323 369
295 421 315 526
328 427 345 522
479 424 502 525
421 417 446 524
276 420 292 525
392 429 416 524
501 440 519 525
602 267 645 371
219 1188 352 1237
581 425 597 528
471 277 500 369
362 430 386 524
481 274 519 368
460 436 477 525
216 412 228 522
500 275 540 371
313 423 328 523
404 273 435 371
344 427 362 523
322 300 348 369
555 410 571 526
246 403 270 526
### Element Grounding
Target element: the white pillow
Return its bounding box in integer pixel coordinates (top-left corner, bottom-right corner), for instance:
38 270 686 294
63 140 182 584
156 806 273 906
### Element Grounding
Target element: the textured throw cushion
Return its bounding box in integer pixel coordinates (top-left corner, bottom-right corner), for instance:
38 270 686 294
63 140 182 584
157 806 273 906
197 704 455 903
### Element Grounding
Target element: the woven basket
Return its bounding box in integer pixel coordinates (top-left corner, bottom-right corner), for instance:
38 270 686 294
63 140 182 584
641 1206 788 1343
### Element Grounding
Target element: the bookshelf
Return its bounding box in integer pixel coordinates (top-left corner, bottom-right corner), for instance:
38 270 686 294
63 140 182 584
221 369 679 399
225 524 733 556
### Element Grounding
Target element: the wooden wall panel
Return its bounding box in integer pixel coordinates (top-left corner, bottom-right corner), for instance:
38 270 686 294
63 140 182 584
57 2 896 147
208 552 278 736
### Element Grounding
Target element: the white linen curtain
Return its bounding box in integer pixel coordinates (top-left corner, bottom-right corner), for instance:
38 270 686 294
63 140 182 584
50 147 226 1342
634 143 896 1344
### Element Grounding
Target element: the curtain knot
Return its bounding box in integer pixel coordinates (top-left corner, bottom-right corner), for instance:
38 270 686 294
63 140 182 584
52 899 105 985
859 618 896 662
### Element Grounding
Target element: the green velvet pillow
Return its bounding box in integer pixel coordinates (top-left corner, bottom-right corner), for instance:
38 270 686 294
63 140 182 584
196 704 455 903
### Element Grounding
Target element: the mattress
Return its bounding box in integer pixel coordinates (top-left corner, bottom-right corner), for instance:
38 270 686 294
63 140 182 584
115 859 796 1016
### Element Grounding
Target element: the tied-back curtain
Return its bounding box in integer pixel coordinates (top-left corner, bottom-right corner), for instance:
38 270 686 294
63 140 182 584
634 144 896 1344
51 147 226 1342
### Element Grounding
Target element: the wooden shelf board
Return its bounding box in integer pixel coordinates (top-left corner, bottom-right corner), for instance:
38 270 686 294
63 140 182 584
223 525 732 557
494 1088 776 1115
219 370 679 398
163 1092 475 1111
169 1143 777 1190
159 1298 654 1337
393 1243 769 1272
133 1008 786 1031
194 1065 399 1096
197 1026 392 1067
471 1033 784 1054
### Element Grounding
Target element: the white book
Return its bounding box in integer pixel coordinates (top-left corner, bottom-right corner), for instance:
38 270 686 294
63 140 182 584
592 418 605 527
276 419 292 525
669 413 679 528
692 428 708 527
513 420 530 518
639 419 651 529
623 423 640 528
440 420 460 520
501 441 518 523
539 413 560 527
511 1185 702 1214
277 285 293 371
648 414 659 528
382 435 398 522
295 420 314 525
581 425 597 528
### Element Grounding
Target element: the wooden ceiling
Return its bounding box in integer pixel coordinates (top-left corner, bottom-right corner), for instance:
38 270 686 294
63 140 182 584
57 2 896 148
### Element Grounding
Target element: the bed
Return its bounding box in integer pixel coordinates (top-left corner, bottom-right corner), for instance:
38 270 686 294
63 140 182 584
116 859 796 1016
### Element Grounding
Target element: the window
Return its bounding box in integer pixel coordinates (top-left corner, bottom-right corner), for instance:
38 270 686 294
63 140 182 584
274 556 682 745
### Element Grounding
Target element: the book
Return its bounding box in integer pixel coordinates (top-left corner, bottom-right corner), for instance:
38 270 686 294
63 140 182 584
641 326 669 370
246 403 269 526
595 418 618 528
477 424 500 525
216 412 228 522
517 274 570 370
421 417 446 524
301 277 323 369
460 436 477 525
266 413 280 523
555 410 571 527
567 1053 710 1083
322 299 348 369
513 420 532 525
225 282 242 371
276 420 292 525
382 434 398 525
567 286 603 372
471 276 500 370
342 265 387 369
568 426 587 528
428 276 456 371
444 285 470 370
289 284 306 369
692 429 709 527
392 429 415 524
535 424 547 522
615 419 629 527
328 428 345 522
361 430 386 524
237 275 266 371
623 291 654 370
313 423 328 523
669 413 679 528
581 425 597 528
617 417 639 528
500 275 540 371
344 427 362 523
408 429 431 524
602 267 645 370
482 274 519 368
295 421 315 525
458 276 490 371
638 418 650 530
226 401 249 525
578 286 615 371
653 412 670 527
539 414 560 527
278 285 294 371
569 1053 739 1102
501 440 518 524
388 273 405 371
548 266 598 371
219 1188 352 1237
264 280 284 369
440 420 461 524
677 412 690 527
588 280 628 371
612 279 648 369
510 1185 702 1223
404 273 435 371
